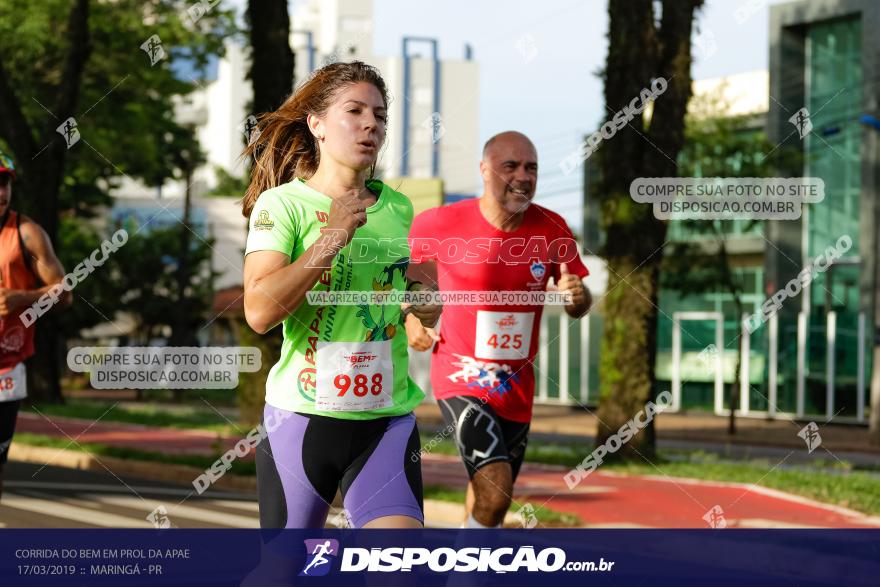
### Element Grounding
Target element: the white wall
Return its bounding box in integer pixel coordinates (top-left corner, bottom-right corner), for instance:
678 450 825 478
201 42 253 185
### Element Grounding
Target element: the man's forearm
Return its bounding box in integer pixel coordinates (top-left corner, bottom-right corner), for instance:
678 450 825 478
15 289 41 307
15 283 71 312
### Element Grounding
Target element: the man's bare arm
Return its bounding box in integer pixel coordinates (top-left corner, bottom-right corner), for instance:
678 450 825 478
0 217 71 318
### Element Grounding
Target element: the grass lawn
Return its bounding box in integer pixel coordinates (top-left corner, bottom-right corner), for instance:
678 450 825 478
23 401 237 434
12 432 257 477
605 456 880 517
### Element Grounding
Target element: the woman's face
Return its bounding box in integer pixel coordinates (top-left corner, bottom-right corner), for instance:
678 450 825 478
313 82 387 172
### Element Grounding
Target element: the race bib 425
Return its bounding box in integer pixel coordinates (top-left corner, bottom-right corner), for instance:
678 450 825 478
474 311 534 360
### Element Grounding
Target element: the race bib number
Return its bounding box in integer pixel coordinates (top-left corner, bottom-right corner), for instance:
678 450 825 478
474 311 534 360
0 362 27 402
316 341 393 412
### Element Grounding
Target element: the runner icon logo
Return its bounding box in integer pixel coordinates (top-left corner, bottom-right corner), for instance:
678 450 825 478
139 34 166 66
702 505 727 529
146 505 172 529
515 503 539 529
242 115 261 145
697 344 718 375
300 539 340 577
798 422 822 453
56 117 80 149
789 107 813 139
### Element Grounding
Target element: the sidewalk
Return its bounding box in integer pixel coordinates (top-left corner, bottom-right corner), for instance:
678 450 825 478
11 411 880 529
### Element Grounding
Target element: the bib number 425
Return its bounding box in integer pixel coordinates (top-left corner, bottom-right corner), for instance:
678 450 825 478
486 334 523 350
474 311 534 360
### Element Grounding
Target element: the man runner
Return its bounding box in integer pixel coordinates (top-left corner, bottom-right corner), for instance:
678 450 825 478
0 149 71 500
406 131 591 528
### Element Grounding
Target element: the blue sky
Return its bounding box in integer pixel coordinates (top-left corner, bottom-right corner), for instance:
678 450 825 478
253 0 785 224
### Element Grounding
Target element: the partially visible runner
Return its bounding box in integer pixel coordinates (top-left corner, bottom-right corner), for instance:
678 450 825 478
0 149 71 500
242 62 440 529
407 131 591 528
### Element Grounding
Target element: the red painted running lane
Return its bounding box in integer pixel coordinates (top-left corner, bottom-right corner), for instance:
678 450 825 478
15 413 880 528
421 454 880 529
16 412 242 456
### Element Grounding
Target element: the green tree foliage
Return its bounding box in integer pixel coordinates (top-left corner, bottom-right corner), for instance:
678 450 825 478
0 0 236 400
0 0 237 218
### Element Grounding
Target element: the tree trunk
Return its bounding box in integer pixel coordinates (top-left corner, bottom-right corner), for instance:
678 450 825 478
236 321 282 427
170 162 195 403
870 345 880 445
247 0 294 116
727 304 745 435
715 235 743 435
594 0 703 459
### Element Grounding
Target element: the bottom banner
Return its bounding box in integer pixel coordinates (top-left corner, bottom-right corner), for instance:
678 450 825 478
0 529 877 586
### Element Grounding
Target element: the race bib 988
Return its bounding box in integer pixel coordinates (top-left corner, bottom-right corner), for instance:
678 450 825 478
315 341 393 412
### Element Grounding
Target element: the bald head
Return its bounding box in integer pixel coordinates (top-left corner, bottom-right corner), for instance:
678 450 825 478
479 131 538 218
482 131 537 161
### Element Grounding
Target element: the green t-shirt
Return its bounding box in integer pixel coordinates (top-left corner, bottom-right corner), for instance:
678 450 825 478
245 178 425 419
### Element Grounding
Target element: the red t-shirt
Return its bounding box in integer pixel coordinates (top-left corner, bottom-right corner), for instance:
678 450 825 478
408 198 589 423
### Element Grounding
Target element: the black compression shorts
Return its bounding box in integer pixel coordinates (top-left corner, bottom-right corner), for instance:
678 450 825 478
438 395 530 481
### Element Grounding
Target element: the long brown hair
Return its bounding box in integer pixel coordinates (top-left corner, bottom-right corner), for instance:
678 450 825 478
241 61 389 218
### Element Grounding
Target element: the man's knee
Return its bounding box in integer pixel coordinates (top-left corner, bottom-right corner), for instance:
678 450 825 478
476 488 511 515
471 463 513 514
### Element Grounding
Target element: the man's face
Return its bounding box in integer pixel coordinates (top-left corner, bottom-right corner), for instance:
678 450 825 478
0 174 12 216
480 135 538 217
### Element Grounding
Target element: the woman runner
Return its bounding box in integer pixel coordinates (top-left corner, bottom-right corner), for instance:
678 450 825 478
242 61 440 529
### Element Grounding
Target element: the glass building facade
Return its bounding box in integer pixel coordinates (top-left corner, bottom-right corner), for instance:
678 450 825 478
571 0 878 423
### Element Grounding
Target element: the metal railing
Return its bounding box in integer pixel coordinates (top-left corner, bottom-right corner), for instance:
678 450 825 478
411 307 870 423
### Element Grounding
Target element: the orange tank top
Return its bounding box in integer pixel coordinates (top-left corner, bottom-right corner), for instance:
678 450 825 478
0 211 38 369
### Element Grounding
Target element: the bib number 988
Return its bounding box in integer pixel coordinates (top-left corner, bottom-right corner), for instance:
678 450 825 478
334 373 384 397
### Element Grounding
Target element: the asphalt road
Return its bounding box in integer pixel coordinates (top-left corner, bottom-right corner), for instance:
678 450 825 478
0 461 265 529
